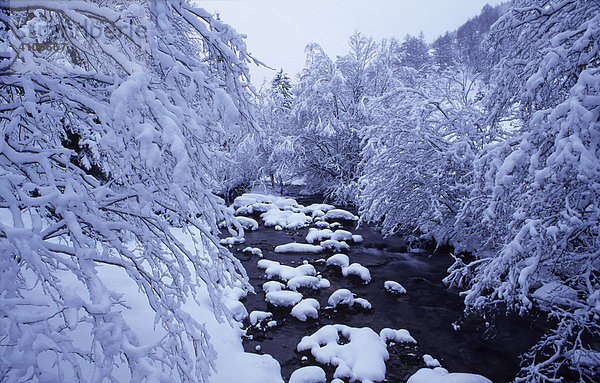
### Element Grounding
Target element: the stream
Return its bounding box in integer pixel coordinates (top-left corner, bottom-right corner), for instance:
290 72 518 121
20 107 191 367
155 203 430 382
229 192 548 382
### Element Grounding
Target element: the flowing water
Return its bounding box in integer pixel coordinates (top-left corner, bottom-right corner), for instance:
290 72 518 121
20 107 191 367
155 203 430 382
231 193 547 382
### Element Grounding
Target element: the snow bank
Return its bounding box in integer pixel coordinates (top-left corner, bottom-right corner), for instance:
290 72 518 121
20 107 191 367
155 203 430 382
274 242 323 254
297 325 388 382
384 280 407 294
291 298 320 321
407 367 492 383
289 366 327 383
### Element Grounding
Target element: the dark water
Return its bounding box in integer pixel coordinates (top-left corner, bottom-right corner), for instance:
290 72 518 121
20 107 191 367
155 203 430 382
230 194 547 382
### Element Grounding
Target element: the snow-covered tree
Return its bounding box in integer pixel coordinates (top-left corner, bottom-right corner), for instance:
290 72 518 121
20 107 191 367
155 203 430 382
0 1 256 381
446 1 600 380
359 64 488 243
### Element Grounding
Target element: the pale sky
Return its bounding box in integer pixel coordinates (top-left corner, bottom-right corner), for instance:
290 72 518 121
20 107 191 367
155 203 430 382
197 0 504 86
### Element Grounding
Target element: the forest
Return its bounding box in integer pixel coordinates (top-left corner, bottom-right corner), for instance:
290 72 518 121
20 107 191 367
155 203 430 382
0 0 599 382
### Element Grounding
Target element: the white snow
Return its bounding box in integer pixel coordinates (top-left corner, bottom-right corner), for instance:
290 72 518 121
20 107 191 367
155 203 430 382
302 203 335 214
324 209 359 221
258 260 317 282
262 209 312 230
291 298 320 321
326 253 350 269
249 311 273 326
265 291 304 307
306 228 334 243
243 246 263 257
274 242 324 254
384 280 407 294
407 367 492 383
379 328 417 344
297 324 388 382
262 281 286 293
234 216 259 230
342 263 371 283
320 239 350 252
423 354 442 368
289 366 327 383
220 236 245 245
352 234 363 243
354 297 372 310
287 276 330 291
328 288 355 308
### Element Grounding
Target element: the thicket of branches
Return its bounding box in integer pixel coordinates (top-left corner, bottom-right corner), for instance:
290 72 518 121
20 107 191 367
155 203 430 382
0 1 255 381
258 1 599 380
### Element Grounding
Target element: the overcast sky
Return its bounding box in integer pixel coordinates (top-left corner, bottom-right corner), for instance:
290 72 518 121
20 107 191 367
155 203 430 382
197 0 504 86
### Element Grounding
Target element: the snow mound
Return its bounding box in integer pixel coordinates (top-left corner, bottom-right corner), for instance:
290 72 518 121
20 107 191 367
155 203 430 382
287 276 330 291
324 209 359 221
262 209 311 229
328 288 355 308
352 234 363 243
291 298 320 321
320 239 350 252
315 221 331 229
263 281 286 293
326 253 350 269
258 260 316 282
234 216 259 230
289 365 327 383
302 203 335 214
265 290 303 307
306 228 334 243
297 324 388 382
423 354 442 368
532 281 578 309
220 236 245 246
249 310 273 326
354 297 372 310
243 246 263 257
342 263 371 283
407 367 492 383
379 328 417 344
384 280 406 294
275 242 323 254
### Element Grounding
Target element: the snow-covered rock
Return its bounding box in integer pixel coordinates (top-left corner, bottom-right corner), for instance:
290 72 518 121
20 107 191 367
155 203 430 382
384 280 406 294
379 328 417 344
234 216 259 230
265 290 303 307
297 324 388 382
262 281 286 293
243 246 263 256
354 297 372 310
342 263 371 283
291 298 320 321
287 275 330 291
351 234 363 243
324 208 359 221
274 242 324 254
289 366 326 383
320 239 350 252
262 209 311 230
326 253 350 269
407 367 492 383
423 354 442 368
220 236 245 246
258 260 316 282
328 288 355 308
249 310 273 326
306 228 334 243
